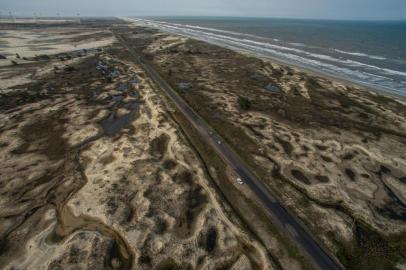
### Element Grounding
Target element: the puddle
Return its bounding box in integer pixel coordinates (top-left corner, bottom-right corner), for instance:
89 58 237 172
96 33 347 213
100 101 139 136
291 169 311 185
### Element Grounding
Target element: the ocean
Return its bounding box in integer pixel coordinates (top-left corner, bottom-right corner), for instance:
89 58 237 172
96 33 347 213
132 17 406 96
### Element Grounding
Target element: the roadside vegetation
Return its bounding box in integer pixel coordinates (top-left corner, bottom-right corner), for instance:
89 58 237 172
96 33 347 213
167 103 314 270
238 96 252 110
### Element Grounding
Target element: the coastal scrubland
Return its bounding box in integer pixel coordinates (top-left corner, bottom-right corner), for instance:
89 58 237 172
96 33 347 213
0 19 311 270
117 24 406 270
1 18 405 270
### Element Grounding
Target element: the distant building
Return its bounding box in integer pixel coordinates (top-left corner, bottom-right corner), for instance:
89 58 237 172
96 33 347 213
265 83 280 93
131 77 140 84
250 72 267 82
96 60 108 71
177 82 192 90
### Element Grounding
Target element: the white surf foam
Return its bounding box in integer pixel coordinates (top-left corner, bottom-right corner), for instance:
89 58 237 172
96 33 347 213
333 49 387 60
124 17 406 95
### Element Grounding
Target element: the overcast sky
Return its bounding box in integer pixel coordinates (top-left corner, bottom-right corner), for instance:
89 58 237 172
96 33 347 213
1 0 406 20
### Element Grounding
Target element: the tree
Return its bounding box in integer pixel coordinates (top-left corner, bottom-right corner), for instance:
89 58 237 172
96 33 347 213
238 96 251 110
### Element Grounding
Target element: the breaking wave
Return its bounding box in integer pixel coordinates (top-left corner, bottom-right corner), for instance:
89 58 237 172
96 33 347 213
125 17 406 96
333 49 387 60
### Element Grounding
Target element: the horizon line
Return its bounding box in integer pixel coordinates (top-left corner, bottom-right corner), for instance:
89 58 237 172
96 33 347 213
1 14 406 22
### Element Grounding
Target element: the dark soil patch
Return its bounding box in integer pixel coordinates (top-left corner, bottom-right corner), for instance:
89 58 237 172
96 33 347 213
205 228 217 253
19 112 69 160
162 159 177 170
156 257 181 270
0 90 50 111
198 227 218 253
10 142 30 155
100 154 116 165
321 155 333 162
155 217 168 234
291 169 311 185
172 170 193 185
139 252 152 266
343 153 355 160
149 133 170 159
315 144 328 151
275 136 293 156
345 168 356 181
100 102 139 136
379 165 391 175
175 185 208 238
315 175 330 183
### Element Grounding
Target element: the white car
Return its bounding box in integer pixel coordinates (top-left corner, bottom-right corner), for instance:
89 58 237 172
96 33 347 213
209 131 213 135
217 140 222 145
236 177 244 185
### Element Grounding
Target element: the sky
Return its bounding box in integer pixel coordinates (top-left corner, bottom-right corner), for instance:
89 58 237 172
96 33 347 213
1 0 406 20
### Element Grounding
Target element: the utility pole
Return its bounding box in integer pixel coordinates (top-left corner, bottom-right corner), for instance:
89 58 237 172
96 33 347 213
34 12 38 23
77 13 81 24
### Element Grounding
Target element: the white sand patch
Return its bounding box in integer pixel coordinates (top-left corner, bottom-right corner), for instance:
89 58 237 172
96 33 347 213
0 29 115 60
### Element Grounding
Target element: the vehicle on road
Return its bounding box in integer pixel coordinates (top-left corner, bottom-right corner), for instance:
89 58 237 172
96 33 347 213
236 177 244 185
217 140 222 145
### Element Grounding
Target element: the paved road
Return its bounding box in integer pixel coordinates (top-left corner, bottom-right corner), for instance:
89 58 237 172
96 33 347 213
114 32 344 270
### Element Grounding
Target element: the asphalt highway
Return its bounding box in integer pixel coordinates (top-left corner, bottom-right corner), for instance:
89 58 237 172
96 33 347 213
114 32 344 270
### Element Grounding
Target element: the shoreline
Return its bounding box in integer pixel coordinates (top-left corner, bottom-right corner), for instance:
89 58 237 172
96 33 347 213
254 52 406 102
260 52 406 102
123 17 406 102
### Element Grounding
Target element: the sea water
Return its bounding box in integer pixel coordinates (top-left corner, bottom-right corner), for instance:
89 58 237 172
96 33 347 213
135 17 406 96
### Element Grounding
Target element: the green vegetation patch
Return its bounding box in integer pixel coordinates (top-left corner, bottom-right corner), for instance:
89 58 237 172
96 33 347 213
336 221 406 270
238 96 252 110
155 257 181 270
